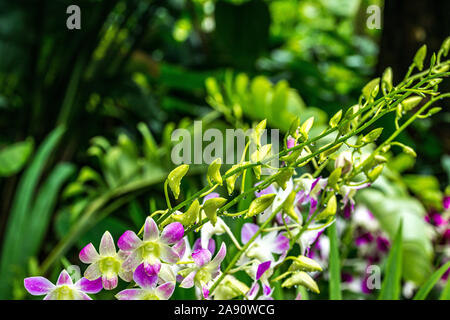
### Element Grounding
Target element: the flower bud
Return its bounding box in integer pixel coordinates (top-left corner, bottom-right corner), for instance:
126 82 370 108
329 110 343 128
401 145 417 157
282 191 300 223
289 256 323 272
362 78 380 101
327 167 342 190
402 96 423 112
202 197 227 226
281 271 320 293
441 36 450 57
361 128 383 144
413 45 427 71
334 151 352 175
167 164 189 199
275 168 295 190
207 158 223 186
225 168 241 195
382 67 393 93
367 164 384 182
251 119 267 146
245 193 276 218
299 116 314 140
287 117 301 139
315 194 337 220
213 275 249 300
172 199 200 228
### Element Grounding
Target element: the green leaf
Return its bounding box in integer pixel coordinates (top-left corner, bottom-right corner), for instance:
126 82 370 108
328 222 342 300
0 126 65 298
356 184 433 284
0 138 34 177
440 276 450 300
378 222 403 300
413 261 450 300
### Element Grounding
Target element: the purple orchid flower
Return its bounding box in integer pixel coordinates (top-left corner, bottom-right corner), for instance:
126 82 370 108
79 231 132 290
115 264 175 300
24 270 102 300
118 217 184 276
179 242 227 299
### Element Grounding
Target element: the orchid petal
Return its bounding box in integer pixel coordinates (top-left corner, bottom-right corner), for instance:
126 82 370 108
77 277 103 293
99 231 116 256
116 289 143 300
122 250 143 271
134 263 158 289
118 231 141 251
84 262 101 280
272 234 289 254
160 244 180 264
143 217 159 242
172 238 187 259
24 277 55 296
161 222 184 244
256 261 272 280
179 271 196 288
209 242 226 269
241 223 259 244
101 275 118 290
192 249 212 267
57 270 73 286
79 243 100 264
156 282 175 300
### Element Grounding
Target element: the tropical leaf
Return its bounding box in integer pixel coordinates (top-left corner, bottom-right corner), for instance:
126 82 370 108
378 222 403 300
413 261 450 300
328 221 342 300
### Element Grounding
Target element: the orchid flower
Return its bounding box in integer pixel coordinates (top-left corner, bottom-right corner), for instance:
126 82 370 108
24 270 102 300
115 264 175 300
178 242 227 298
79 231 132 289
246 260 275 299
118 217 184 276
238 223 289 264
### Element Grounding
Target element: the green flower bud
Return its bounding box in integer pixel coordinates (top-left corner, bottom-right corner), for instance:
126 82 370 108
441 36 450 57
289 256 323 272
374 155 388 164
401 145 417 157
207 158 223 186
329 110 343 128
275 168 295 190
327 167 342 190
287 117 301 139
413 45 427 71
362 78 380 101
172 199 200 228
299 117 314 140
367 164 384 182
167 164 189 199
251 119 267 146
281 271 320 293
280 148 303 164
382 67 393 93
315 195 337 220
213 275 249 300
282 191 300 223
318 143 343 163
225 164 242 195
402 96 423 112
245 193 276 218
202 197 227 226
361 128 383 144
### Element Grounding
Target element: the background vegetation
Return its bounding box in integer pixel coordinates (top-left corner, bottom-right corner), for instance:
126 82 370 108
0 0 448 299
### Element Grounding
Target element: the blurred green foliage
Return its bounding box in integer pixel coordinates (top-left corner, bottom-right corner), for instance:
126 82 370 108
0 0 448 300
